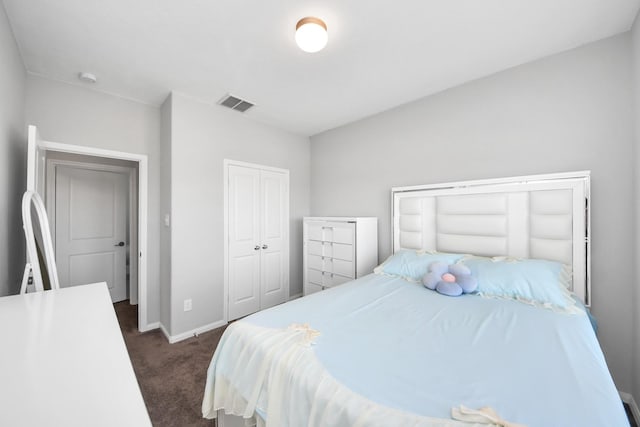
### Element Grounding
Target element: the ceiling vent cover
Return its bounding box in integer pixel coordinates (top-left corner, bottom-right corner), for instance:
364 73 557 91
218 94 254 113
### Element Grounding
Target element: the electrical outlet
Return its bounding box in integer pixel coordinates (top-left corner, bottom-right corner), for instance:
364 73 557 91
183 299 192 312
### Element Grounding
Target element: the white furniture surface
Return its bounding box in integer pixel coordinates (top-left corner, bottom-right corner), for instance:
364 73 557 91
392 171 591 304
303 217 378 296
225 160 290 321
0 282 151 427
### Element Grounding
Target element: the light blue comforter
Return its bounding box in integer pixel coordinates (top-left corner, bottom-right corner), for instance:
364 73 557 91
215 273 629 427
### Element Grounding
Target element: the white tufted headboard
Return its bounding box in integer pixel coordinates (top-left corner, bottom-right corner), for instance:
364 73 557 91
392 171 591 305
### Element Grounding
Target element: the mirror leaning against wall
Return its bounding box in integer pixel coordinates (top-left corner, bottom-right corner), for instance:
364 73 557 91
20 191 60 293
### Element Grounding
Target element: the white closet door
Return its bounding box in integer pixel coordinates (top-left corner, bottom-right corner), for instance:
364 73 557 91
259 170 288 310
228 165 261 320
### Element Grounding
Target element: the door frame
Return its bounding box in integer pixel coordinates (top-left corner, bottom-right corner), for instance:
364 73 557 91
45 159 139 304
34 133 151 332
223 159 290 323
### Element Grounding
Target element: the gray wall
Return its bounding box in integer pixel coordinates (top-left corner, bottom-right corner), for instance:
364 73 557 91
166 93 310 337
310 34 635 393
0 4 26 296
632 15 640 400
24 76 162 325
160 94 172 330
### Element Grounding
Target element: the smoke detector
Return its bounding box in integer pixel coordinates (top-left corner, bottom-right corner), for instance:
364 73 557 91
78 72 97 84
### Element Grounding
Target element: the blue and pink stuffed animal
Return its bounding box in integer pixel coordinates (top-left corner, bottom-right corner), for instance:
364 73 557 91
422 261 477 297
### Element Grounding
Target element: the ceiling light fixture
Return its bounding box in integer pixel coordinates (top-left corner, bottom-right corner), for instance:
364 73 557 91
295 17 327 53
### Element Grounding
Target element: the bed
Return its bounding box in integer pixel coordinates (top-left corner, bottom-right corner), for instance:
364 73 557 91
202 171 629 427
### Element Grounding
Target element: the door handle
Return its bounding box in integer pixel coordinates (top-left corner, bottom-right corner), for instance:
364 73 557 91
115 241 125 247
262 244 268 249
254 245 260 251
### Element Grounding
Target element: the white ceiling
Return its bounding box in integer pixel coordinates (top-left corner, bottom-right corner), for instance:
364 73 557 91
3 0 640 136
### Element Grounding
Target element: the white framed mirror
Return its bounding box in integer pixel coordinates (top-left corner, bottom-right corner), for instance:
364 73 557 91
21 191 59 293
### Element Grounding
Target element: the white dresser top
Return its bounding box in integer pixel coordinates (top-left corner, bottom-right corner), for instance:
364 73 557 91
304 216 377 222
0 283 151 426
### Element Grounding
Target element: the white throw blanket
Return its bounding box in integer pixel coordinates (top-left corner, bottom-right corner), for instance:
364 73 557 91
202 321 524 427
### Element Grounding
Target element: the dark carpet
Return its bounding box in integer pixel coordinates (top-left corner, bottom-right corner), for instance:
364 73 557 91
114 301 226 427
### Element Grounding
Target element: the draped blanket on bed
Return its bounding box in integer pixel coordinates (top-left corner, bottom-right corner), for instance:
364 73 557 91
202 321 500 427
202 274 628 427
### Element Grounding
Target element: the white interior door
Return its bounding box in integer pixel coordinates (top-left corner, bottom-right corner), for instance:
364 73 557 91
259 170 288 309
228 165 261 320
226 162 289 321
55 166 128 302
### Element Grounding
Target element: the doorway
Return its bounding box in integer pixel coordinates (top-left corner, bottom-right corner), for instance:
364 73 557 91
45 153 138 303
27 125 152 332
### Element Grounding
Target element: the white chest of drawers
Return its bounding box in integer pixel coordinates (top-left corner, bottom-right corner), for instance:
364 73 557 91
303 217 378 296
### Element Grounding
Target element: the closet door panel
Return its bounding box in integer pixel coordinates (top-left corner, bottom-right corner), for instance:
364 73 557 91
262 251 283 294
228 165 261 321
229 254 260 314
260 170 288 310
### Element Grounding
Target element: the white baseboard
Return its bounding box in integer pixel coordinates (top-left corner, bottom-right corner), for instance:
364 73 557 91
162 319 228 344
620 391 639 422
139 321 160 333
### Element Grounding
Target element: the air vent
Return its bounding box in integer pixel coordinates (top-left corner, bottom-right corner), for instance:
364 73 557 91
218 94 254 113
